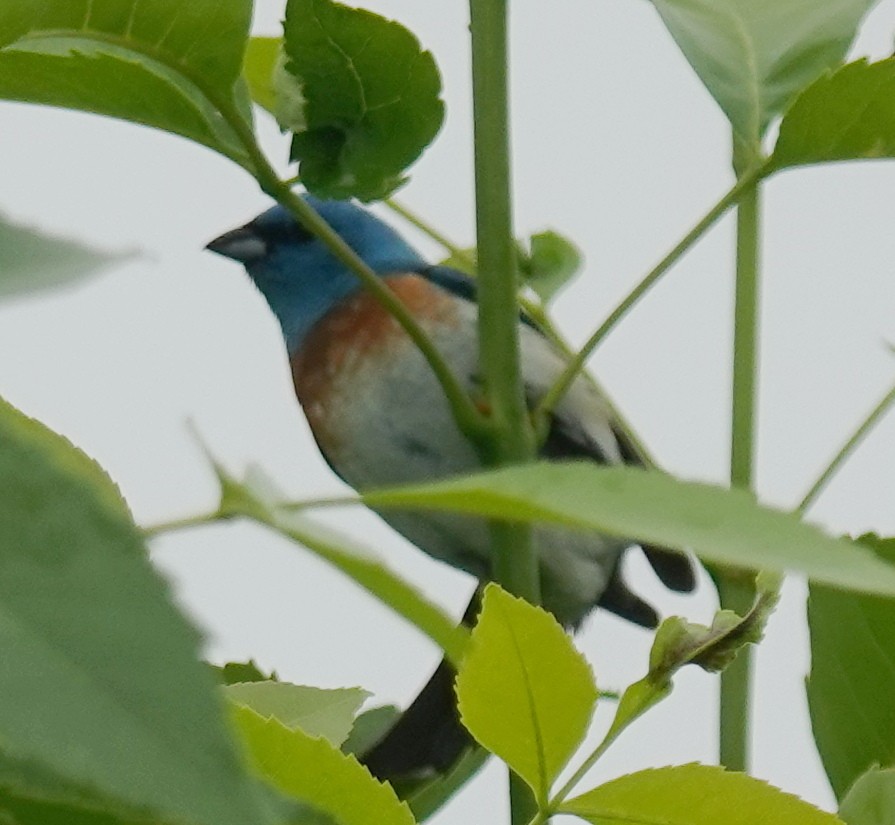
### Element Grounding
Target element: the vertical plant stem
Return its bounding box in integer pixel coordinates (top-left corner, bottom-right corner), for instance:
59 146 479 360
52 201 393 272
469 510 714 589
469 1 539 820
716 573 755 772
469 0 535 466
468 0 538 589
718 167 762 773
730 182 761 491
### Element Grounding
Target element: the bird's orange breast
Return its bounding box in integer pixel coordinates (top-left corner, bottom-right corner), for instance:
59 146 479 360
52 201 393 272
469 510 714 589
290 274 460 452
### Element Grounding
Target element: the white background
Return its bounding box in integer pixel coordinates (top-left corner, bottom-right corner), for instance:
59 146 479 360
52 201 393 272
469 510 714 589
2 1 895 820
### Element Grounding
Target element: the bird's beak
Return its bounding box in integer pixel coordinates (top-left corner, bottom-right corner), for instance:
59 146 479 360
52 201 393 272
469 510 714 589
205 224 268 264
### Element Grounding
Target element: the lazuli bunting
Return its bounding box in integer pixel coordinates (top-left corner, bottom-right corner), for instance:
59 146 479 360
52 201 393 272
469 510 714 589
207 196 695 779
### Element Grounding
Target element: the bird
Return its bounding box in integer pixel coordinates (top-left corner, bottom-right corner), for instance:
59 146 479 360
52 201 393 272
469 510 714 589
206 195 696 781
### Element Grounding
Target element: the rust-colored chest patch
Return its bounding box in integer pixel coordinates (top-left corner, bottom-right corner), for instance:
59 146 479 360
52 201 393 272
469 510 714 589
290 274 459 449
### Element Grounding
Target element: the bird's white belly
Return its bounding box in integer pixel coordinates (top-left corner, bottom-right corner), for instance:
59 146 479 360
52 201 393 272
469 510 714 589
295 292 625 625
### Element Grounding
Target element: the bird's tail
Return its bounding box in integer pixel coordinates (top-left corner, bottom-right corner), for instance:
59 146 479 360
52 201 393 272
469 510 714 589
358 544 695 783
360 593 481 781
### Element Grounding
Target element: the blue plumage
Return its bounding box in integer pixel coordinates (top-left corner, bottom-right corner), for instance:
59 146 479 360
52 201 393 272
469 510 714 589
209 197 426 352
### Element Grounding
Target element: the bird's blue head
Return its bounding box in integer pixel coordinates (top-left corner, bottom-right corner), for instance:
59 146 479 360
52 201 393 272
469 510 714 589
206 195 426 352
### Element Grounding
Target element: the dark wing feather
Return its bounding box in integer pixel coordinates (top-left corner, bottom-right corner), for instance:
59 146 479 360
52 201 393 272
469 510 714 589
538 404 686 626
423 262 697 598
605 416 697 593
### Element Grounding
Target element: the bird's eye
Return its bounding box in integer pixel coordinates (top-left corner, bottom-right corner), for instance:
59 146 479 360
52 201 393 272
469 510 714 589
286 222 315 244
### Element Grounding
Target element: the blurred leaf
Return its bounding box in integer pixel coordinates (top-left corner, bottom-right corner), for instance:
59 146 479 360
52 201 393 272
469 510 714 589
521 231 582 305
808 534 895 799
650 0 876 148
0 397 275 825
226 683 368 746
0 0 253 166
0 752 147 824
282 0 444 200
456 585 597 799
0 216 132 301
269 510 469 665
199 459 469 667
0 795 141 825
213 660 278 685
243 36 281 115
232 705 416 825
561 763 843 823
438 248 478 277
773 59 895 169
363 463 895 597
839 767 895 825
341 706 401 759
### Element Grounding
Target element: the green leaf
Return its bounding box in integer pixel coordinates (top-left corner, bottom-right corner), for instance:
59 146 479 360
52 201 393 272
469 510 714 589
839 767 895 825
282 0 444 200
650 0 876 148
242 35 309 135
0 751 142 824
650 573 780 676
243 36 281 115
456 585 598 801
0 0 253 166
561 764 844 823
213 660 278 685
232 705 416 825
0 216 133 301
363 463 895 597
773 59 895 169
272 511 470 666
808 534 895 799
600 577 779 750
225 683 368 746
0 795 140 825
341 706 401 759
521 231 582 305
202 460 469 667
0 398 274 825
438 247 478 277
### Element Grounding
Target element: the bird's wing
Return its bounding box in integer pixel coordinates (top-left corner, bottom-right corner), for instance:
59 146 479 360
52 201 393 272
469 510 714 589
540 394 696 599
422 263 696 599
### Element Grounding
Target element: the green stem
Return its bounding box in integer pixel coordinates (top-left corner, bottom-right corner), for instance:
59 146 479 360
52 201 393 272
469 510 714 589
489 521 541 611
797 380 895 515
730 182 761 490
469 2 539 821
716 574 755 772
549 720 627 808
469 0 535 465
141 510 222 538
469 0 539 591
717 156 763 773
535 166 767 421
549 678 669 814
386 198 477 271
